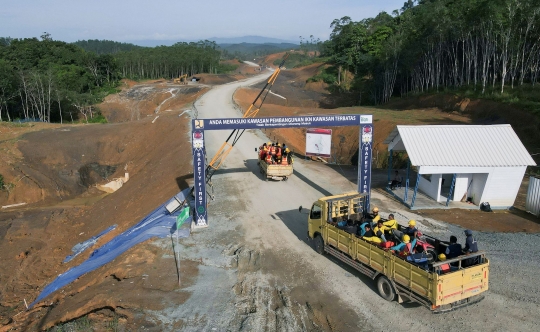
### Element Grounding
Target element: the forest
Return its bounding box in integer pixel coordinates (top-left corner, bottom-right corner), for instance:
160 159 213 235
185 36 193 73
0 37 223 123
320 0 540 106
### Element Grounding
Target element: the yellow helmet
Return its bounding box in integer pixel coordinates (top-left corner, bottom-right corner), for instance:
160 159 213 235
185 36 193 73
408 220 416 227
402 234 410 243
285 148 290 153
267 141 271 146
438 253 446 261
277 143 281 147
373 207 379 213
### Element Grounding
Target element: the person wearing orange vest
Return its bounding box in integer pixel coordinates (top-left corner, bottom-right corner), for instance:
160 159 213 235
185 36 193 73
275 143 282 163
259 143 268 160
390 234 415 256
265 152 273 164
269 143 276 157
281 148 289 165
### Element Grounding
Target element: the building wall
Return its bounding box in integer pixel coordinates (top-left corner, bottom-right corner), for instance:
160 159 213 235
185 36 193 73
471 173 488 204
418 173 441 201
481 167 526 208
417 166 526 208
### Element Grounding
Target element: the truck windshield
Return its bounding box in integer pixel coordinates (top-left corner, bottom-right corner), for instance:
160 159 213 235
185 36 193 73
310 204 321 219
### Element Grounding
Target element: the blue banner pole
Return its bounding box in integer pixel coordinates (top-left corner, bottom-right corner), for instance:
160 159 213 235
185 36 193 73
192 120 208 227
359 118 373 213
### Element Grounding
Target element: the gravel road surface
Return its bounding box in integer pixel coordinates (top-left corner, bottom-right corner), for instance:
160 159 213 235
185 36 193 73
156 72 540 331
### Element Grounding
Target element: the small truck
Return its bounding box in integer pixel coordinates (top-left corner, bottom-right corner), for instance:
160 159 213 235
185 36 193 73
307 192 489 312
255 146 293 181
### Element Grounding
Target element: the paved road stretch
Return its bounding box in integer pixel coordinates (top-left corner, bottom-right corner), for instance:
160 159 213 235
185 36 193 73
163 72 540 331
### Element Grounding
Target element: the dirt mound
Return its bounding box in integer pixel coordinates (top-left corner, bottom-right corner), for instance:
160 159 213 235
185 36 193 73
261 52 287 68
99 83 207 123
0 80 202 329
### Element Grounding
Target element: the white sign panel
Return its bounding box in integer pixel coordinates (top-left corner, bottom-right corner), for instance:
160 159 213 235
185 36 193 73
306 128 332 158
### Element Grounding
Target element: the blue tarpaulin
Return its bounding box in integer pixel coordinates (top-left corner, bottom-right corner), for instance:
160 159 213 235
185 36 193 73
30 189 192 308
64 225 117 263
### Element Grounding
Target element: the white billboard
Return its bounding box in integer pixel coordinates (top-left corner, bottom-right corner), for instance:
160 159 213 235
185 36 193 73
306 128 332 158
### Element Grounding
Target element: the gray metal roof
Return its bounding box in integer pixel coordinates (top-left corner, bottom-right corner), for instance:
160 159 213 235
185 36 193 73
384 125 536 167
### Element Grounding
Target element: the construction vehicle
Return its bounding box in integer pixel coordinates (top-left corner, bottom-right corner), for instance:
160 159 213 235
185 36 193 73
255 145 293 181
174 74 189 85
307 192 489 312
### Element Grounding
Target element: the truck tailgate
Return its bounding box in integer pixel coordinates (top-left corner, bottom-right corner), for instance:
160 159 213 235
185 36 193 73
435 260 489 306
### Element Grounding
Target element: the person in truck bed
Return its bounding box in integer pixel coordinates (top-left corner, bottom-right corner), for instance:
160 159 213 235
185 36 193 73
275 143 283 163
365 207 380 227
463 230 479 267
383 214 398 230
373 220 388 242
259 143 268 160
362 224 382 243
445 235 462 259
403 220 418 238
390 234 416 256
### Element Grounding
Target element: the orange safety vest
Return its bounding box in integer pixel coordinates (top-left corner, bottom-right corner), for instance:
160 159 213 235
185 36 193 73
276 147 282 157
270 146 276 156
281 156 288 165
404 243 413 255
265 154 272 164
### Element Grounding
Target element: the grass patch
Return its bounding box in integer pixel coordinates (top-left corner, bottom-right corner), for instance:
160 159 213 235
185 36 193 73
216 62 239 74
444 83 540 115
307 66 337 84
86 113 108 124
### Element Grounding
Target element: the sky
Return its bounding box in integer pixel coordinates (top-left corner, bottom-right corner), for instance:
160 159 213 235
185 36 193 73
0 0 406 45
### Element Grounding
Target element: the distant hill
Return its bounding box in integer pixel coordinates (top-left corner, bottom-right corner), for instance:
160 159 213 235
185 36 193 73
73 40 143 54
209 36 297 44
72 38 299 58
219 42 298 53
125 35 298 47
218 42 299 60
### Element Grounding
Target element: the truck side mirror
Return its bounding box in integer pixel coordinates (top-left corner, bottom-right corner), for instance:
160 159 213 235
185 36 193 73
298 205 302 213
255 148 257 152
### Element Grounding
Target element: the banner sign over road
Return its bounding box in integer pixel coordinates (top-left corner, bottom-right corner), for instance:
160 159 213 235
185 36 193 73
195 114 364 131
191 114 373 227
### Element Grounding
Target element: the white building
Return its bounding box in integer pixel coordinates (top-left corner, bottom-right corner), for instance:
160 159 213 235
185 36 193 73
384 125 536 209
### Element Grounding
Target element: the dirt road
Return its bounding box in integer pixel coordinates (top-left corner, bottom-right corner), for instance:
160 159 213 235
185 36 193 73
161 73 540 331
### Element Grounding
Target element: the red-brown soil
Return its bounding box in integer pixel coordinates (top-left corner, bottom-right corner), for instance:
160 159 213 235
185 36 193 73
234 87 470 165
0 84 200 329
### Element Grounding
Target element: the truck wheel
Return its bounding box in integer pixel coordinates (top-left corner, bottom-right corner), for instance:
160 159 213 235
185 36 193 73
376 276 395 302
314 235 324 255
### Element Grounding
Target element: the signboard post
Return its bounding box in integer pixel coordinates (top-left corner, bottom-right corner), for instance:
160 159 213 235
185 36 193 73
191 114 372 226
359 115 373 212
192 120 208 228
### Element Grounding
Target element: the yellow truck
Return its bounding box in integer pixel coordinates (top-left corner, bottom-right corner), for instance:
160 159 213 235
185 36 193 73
307 192 489 313
255 147 293 181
